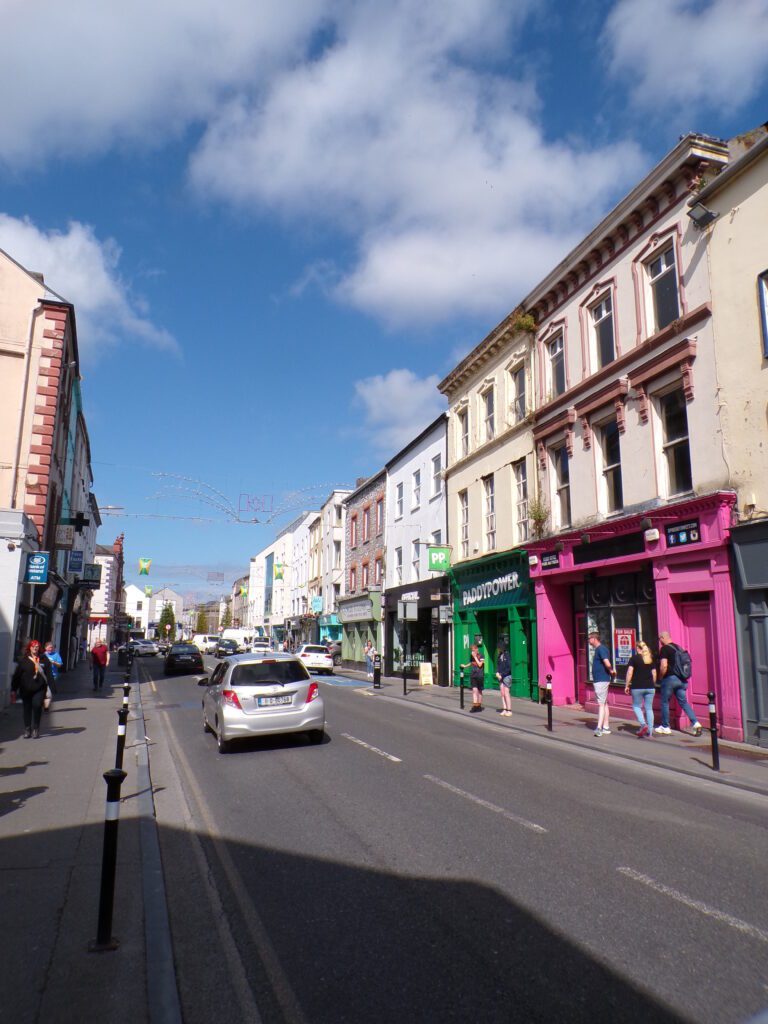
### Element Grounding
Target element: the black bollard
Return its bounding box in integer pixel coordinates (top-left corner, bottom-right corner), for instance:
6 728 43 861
122 682 131 709
373 654 381 689
459 666 465 710
403 660 408 696
546 675 553 732
114 706 129 770
707 690 720 772
89 768 127 952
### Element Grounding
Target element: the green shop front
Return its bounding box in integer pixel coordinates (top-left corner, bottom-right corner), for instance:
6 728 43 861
338 590 383 670
451 551 537 699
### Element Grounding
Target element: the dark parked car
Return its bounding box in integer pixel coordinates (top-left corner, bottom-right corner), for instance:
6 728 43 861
164 643 204 676
215 638 239 659
325 640 342 666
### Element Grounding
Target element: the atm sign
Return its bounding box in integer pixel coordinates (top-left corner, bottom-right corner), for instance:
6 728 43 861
428 546 452 571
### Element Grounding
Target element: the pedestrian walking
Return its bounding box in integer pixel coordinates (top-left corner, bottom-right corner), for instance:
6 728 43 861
495 643 513 717
11 640 50 738
44 641 63 694
655 631 702 736
588 631 616 736
624 640 657 737
461 644 485 712
91 639 109 692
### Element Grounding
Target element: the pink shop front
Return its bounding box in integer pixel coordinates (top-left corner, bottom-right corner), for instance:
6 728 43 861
528 492 743 741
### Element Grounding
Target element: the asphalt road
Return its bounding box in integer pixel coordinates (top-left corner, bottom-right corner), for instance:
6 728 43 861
139 657 768 1024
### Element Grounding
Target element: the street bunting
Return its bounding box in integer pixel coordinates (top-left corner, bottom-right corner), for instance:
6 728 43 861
273 562 284 580
139 558 152 575
144 585 153 597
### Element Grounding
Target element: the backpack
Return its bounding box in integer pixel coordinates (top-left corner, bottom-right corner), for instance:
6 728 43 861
670 644 692 680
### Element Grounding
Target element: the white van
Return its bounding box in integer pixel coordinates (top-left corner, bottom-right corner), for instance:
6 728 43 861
193 634 220 654
221 628 254 652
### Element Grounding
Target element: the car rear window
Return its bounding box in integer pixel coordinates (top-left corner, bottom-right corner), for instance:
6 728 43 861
172 644 199 654
231 660 310 687
302 646 328 654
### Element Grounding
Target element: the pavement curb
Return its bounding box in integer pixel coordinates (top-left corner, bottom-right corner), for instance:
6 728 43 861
132 660 183 1024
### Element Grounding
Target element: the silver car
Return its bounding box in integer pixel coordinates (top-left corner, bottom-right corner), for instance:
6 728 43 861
200 652 325 753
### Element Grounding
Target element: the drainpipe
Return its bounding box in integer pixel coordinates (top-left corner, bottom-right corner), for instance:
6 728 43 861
9 303 41 509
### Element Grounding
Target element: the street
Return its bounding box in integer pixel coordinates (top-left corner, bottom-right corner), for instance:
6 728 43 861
139 658 768 1024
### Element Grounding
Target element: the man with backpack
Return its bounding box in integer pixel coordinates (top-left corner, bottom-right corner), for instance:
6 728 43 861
655 631 702 736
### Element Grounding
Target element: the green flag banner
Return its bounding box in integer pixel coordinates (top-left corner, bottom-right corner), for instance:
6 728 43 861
273 563 284 581
139 558 151 575
239 585 248 597
144 585 153 597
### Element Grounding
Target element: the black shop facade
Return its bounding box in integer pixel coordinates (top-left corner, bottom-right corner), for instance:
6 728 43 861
383 576 451 685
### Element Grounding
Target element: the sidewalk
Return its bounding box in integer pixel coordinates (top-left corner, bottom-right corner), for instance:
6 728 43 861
0 656 149 1024
341 669 768 797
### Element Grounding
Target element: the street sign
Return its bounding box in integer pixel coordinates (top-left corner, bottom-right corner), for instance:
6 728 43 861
25 551 50 584
397 601 419 621
56 524 75 548
428 546 451 571
68 549 84 574
80 562 103 588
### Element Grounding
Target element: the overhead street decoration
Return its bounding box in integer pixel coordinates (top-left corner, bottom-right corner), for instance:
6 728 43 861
139 558 152 575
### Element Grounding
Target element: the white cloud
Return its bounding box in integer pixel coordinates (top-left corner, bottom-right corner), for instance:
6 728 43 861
354 368 446 454
0 215 176 356
190 0 645 324
604 0 768 113
0 0 327 166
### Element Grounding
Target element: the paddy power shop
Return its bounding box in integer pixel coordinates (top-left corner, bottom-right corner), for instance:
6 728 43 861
451 552 536 699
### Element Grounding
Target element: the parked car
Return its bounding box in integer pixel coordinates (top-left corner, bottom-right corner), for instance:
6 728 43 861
192 634 220 654
164 642 204 676
221 628 253 652
297 643 334 675
132 639 159 657
156 640 171 655
325 640 342 666
200 652 325 753
215 638 239 659
251 636 271 652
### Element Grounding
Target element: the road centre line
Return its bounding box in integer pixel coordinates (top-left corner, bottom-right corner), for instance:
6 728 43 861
423 775 548 834
617 868 768 944
341 733 402 762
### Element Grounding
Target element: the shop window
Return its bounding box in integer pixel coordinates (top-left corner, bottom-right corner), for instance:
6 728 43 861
599 418 623 513
591 293 615 369
457 408 469 459
513 458 529 542
395 547 403 584
648 246 680 332
431 454 443 497
551 445 571 528
482 386 495 441
658 388 692 495
547 334 566 398
459 489 469 558
483 474 496 552
583 570 656 684
510 365 526 423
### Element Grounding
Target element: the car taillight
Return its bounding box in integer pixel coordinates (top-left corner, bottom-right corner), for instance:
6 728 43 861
307 681 319 703
222 689 242 709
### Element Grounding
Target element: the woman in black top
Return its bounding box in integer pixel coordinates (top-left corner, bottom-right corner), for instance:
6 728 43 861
11 639 50 738
461 644 485 713
624 640 657 738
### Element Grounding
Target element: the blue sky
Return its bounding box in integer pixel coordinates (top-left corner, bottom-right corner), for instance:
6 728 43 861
2 0 767 603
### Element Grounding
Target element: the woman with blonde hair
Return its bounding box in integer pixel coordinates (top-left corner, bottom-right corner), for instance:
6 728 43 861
624 639 657 738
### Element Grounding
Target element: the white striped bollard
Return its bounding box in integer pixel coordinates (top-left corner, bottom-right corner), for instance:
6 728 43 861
114 707 129 770
89 768 127 952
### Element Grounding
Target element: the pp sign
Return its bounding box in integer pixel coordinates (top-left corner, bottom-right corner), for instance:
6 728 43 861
428 546 451 571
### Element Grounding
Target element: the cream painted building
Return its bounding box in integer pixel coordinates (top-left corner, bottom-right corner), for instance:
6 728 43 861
694 128 768 746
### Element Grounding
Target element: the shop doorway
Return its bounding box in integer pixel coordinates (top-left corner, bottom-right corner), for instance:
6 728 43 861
470 608 534 698
678 595 716 717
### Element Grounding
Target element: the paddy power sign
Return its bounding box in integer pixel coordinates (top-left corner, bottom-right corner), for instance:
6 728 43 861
458 569 526 610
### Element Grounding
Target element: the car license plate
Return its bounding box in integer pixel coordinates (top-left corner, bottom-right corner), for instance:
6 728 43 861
179 655 191 660
257 695 292 707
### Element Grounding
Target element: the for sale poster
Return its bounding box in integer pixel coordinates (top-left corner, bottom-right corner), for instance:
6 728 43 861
614 628 636 666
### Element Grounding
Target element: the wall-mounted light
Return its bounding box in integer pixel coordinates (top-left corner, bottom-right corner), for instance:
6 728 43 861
687 202 718 229
640 517 653 530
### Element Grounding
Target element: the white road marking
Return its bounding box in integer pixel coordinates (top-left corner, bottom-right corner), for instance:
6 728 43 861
618 868 768 944
341 733 402 762
424 775 547 834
